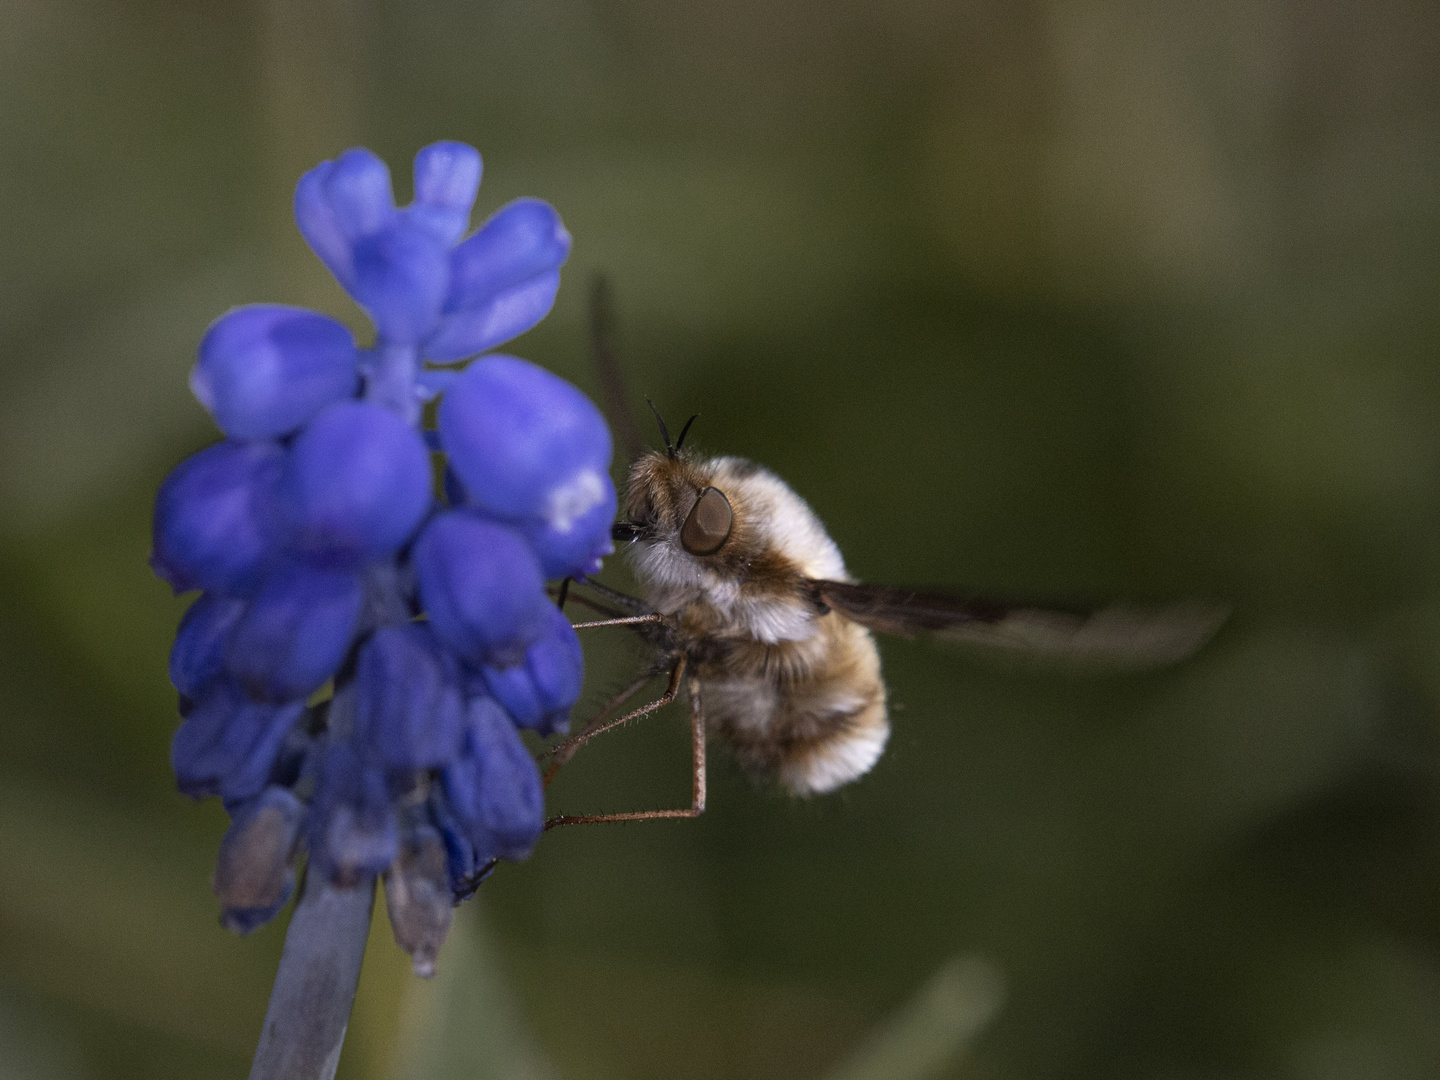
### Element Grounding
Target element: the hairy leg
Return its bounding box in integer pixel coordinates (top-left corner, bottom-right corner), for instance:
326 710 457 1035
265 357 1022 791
542 656 686 781
574 577 652 615
544 677 706 828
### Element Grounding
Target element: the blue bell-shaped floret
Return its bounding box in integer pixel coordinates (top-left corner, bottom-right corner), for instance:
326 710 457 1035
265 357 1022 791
192 305 359 439
481 603 584 736
280 401 433 566
441 695 544 861
518 471 617 579
427 784 491 896
407 141 482 247
412 510 549 666
355 623 465 773
311 740 399 885
151 439 284 595
213 786 306 934
425 199 571 362
170 591 248 701
293 148 397 292
171 680 307 802
224 562 365 703
439 355 612 531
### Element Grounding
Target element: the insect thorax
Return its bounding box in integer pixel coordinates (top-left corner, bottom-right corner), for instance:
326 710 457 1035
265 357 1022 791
624 451 849 645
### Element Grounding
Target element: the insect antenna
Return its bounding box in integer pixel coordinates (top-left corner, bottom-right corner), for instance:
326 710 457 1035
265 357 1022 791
646 397 676 459
674 413 700 452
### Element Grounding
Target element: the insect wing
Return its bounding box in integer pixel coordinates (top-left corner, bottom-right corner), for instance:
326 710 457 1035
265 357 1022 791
810 580 1227 669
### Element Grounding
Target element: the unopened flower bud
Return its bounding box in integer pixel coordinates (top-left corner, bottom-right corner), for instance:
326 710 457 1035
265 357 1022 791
214 787 305 933
355 623 464 773
169 592 247 700
442 696 544 861
151 440 283 595
225 563 365 703
482 603 583 736
425 199 570 362
413 511 549 665
192 305 358 439
383 826 453 977
281 401 433 564
438 355 611 525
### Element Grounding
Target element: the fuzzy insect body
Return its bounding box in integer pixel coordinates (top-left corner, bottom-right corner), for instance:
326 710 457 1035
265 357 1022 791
533 280 1226 840
605 443 1228 800
623 450 889 795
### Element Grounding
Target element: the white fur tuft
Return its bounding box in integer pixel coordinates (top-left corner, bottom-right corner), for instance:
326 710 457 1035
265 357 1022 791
780 721 890 795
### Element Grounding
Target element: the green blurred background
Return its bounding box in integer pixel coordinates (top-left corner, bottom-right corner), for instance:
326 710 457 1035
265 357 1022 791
4 1 1440 1077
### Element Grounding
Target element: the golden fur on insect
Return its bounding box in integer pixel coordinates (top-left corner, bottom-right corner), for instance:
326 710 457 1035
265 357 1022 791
623 450 890 796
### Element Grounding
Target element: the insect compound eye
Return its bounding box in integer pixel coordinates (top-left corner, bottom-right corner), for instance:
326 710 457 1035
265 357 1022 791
680 487 733 556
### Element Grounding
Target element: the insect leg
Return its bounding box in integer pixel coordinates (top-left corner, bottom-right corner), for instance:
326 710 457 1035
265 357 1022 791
543 676 706 829
454 674 702 900
570 613 666 631
573 577 652 615
542 655 685 779
550 584 624 619
451 858 498 904
539 672 653 790
457 671 661 900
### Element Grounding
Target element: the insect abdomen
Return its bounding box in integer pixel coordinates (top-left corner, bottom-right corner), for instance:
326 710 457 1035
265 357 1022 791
698 616 889 796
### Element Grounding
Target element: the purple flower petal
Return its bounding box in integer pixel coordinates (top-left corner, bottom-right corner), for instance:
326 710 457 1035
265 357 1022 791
428 785 491 895
519 472 617 579
409 141 482 247
312 741 398 885
413 511 549 666
281 401 433 564
192 305 359 439
439 355 612 524
151 439 285 595
355 623 464 772
424 199 570 362
219 699 310 804
294 148 398 292
170 592 248 700
444 199 570 312
325 148 397 242
426 272 562 363
294 161 352 287
525 606 585 727
480 661 543 732
172 681 306 800
351 223 450 345
442 696 543 860
482 603 583 736
224 563 365 703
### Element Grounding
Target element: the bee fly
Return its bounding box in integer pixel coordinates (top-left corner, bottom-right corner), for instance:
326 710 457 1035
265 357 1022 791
537 279 1227 830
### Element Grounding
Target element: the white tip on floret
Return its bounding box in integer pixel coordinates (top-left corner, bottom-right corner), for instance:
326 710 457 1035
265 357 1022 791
544 468 606 532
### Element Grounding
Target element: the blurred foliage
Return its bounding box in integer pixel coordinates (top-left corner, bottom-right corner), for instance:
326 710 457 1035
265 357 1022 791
3 0 1440 1077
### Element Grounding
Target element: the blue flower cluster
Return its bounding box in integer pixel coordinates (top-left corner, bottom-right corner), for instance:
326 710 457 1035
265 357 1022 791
152 143 613 974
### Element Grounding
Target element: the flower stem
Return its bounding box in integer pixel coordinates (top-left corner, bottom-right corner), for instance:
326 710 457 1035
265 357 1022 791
248 874 375 1080
364 342 421 425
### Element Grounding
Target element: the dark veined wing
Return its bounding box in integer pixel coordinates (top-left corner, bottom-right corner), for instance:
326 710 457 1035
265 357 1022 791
809 580 1228 669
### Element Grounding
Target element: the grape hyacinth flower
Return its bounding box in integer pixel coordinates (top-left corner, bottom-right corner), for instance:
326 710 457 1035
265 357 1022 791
152 142 614 977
